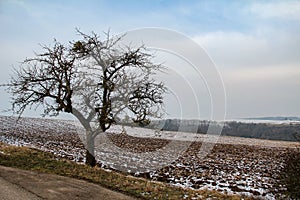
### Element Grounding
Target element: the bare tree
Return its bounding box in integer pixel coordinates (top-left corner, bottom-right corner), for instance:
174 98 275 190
4 30 166 166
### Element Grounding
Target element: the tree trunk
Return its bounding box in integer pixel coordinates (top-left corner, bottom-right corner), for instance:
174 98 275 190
85 130 96 167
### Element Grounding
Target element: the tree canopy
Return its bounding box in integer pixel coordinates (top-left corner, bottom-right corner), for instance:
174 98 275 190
5 29 166 166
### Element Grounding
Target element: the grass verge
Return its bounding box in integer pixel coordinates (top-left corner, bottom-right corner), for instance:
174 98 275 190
0 142 253 200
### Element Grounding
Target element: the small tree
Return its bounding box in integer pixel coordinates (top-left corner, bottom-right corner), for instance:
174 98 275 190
4 30 166 166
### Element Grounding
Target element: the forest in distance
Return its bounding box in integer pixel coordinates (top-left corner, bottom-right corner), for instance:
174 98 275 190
138 119 300 142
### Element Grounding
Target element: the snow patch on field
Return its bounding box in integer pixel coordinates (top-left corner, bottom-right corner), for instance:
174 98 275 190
0 116 298 199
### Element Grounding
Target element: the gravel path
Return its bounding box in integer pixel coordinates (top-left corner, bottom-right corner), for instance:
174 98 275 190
0 165 136 200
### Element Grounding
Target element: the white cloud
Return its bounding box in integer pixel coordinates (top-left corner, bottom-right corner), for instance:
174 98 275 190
193 27 300 69
1 1 299 118
193 30 300 118
196 31 266 49
193 31 268 68
224 64 300 82
223 64 300 118
250 1 300 20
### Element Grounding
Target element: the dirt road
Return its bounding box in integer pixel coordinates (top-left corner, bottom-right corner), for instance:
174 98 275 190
0 165 136 200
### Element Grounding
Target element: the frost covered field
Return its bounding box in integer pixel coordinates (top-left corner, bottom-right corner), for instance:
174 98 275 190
0 116 299 199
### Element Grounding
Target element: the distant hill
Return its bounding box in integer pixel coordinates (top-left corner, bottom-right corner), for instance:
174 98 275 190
148 119 300 142
243 116 300 121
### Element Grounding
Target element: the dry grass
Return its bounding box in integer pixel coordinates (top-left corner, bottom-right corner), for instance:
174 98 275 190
0 142 255 200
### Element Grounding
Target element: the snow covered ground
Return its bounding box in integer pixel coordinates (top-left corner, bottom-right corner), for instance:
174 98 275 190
0 116 299 199
109 125 299 148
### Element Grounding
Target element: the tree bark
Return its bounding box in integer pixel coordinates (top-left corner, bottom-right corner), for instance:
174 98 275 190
85 130 96 167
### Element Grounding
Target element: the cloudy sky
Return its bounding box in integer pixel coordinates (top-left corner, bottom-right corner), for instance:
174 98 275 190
0 0 299 119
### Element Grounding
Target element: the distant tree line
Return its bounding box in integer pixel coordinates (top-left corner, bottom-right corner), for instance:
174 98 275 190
146 119 300 142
